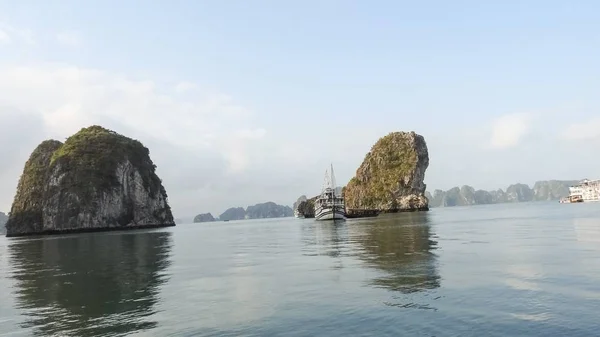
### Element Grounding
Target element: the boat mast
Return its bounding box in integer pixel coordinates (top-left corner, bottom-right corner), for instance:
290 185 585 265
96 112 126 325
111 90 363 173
322 168 329 194
330 163 337 194
331 163 336 219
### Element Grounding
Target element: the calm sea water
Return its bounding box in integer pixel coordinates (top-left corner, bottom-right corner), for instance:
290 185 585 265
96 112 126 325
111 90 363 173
1 202 600 336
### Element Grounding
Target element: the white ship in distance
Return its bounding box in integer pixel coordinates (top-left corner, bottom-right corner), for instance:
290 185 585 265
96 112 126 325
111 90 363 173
561 179 600 203
315 164 346 221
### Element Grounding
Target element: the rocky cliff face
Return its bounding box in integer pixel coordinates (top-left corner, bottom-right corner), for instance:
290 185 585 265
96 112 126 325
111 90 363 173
5 126 174 237
194 213 216 223
344 131 429 213
427 180 579 207
505 183 534 202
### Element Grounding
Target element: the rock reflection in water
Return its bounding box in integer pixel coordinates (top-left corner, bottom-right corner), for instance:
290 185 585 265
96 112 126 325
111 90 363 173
352 212 440 294
7 230 173 337
301 213 440 296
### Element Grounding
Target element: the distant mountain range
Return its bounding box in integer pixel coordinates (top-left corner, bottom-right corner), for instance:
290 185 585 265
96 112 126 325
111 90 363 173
194 201 293 223
0 212 7 234
425 180 579 207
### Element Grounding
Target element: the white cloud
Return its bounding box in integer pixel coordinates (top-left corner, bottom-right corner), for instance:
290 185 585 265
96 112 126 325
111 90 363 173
0 64 254 150
0 22 34 45
562 118 600 141
0 29 10 44
56 31 81 46
0 62 292 217
488 113 533 149
174 81 199 93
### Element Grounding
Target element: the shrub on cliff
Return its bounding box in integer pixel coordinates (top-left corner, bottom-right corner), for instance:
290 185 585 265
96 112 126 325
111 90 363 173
50 126 163 197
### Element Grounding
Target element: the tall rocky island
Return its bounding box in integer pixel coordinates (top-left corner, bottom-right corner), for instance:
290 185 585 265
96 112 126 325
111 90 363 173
5 126 175 237
344 131 429 214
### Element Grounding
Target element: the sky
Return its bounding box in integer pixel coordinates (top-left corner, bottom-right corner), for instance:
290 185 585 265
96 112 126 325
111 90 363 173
0 0 599 218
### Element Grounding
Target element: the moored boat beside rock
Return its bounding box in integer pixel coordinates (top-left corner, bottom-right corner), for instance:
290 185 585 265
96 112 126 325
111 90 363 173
315 164 346 221
295 131 430 219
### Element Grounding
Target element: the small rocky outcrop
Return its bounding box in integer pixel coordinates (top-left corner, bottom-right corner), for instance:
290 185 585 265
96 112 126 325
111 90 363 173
293 195 308 212
296 197 317 218
344 131 429 213
193 213 216 223
5 126 174 237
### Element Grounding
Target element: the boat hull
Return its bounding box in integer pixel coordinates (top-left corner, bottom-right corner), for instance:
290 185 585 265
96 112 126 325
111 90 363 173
315 206 346 221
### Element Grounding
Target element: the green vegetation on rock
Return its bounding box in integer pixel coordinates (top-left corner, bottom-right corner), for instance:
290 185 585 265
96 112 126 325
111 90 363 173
344 131 429 212
297 197 317 218
50 126 163 198
6 140 63 234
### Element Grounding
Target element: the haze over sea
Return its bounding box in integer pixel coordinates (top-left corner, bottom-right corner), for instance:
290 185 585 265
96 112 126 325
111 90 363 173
0 202 599 336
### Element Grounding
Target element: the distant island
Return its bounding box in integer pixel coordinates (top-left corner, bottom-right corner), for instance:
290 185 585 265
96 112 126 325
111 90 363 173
194 201 293 223
4 125 175 237
425 180 579 207
0 212 7 234
194 213 216 223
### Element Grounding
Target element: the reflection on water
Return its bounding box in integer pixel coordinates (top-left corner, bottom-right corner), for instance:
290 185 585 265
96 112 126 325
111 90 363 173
573 217 600 244
301 212 440 297
301 221 350 259
2 202 598 336
8 230 172 337
352 213 440 294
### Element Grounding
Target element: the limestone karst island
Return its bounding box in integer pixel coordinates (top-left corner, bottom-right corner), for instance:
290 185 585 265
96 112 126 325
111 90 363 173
4 126 175 237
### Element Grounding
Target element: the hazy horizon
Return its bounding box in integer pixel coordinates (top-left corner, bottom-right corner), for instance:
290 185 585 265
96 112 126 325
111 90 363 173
1 1 599 217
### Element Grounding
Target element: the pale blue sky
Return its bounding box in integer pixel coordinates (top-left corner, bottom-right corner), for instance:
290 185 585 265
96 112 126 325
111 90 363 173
1 1 599 217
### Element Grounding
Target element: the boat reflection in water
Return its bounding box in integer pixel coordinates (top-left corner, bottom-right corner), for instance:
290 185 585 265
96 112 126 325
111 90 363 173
7 230 173 337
